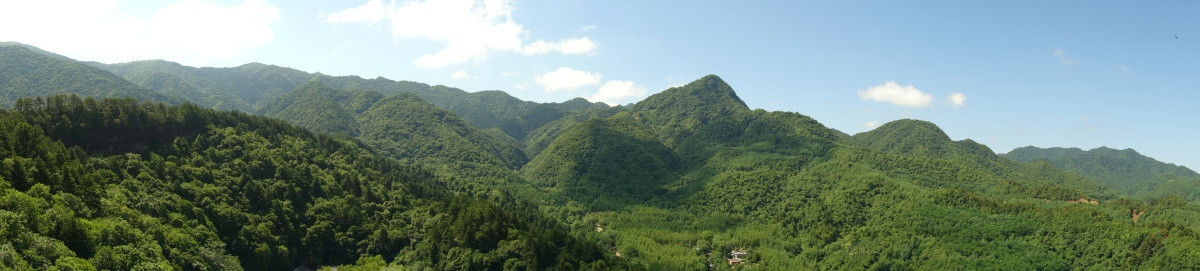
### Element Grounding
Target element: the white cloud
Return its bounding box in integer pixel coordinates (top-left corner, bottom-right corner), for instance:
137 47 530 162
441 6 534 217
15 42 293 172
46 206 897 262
326 0 596 68
148 0 279 59
589 80 647 105
513 82 529 90
0 0 279 64
523 37 596 55
863 121 881 129
1053 48 1074 65
857 81 932 107
535 67 601 92
946 92 967 108
1117 64 1130 73
451 70 468 79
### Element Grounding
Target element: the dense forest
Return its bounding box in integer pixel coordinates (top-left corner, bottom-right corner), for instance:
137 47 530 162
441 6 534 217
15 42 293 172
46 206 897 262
4 42 1200 270
1006 146 1200 204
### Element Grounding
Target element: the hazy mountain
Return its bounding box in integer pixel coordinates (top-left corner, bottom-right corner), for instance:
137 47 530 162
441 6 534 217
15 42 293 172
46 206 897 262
1006 146 1200 203
98 58 608 142
0 45 182 107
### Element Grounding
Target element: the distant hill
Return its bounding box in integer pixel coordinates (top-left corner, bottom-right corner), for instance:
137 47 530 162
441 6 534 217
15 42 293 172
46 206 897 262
101 60 316 112
0 45 182 107
99 59 607 142
1005 146 1200 203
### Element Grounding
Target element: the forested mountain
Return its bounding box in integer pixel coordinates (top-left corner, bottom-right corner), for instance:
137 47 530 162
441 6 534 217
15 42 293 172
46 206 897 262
0 45 182 108
524 115 680 208
630 75 842 164
100 60 315 112
0 96 612 270
1006 146 1200 203
356 92 528 171
98 59 607 142
257 81 368 137
6 44 1200 270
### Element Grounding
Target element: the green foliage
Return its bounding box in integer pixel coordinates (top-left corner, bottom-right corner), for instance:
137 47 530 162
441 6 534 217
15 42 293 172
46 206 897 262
102 61 315 112
1006 146 1200 203
258 81 366 137
0 45 183 108
524 116 680 208
522 106 622 158
9 44 1200 270
358 93 527 170
101 57 606 141
0 96 611 270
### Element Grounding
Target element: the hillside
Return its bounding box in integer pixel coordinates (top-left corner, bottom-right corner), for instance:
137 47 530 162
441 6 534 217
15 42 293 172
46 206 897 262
6 44 1200 270
0 96 612 270
1006 146 1200 203
523 115 680 208
257 81 367 137
357 93 528 171
99 59 608 142
0 45 182 107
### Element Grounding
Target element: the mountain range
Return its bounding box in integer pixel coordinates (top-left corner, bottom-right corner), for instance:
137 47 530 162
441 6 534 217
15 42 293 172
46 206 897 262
3 41 1200 270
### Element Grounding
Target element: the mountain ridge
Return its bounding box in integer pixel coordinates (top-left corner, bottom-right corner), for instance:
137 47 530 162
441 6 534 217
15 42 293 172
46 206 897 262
1005 145 1200 203
7 44 1200 270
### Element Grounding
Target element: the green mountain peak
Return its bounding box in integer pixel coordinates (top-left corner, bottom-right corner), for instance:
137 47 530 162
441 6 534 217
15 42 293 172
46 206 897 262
634 74 748 113
851 119 954 156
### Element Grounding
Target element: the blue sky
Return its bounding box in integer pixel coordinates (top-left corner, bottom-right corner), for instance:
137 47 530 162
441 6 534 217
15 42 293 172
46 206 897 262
1 0 1198 170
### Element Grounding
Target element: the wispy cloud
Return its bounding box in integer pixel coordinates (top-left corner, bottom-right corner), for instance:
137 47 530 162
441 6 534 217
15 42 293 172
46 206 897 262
523 37 596 55
1053 48 1075 65
863 121 881 129
858 81 933 107
1117 64 1130 73
946 93 967 108
325 0 596 68
451 70 468 79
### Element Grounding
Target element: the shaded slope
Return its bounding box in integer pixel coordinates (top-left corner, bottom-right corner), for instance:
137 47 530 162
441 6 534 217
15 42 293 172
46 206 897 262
522 106 623 158
523 115 680 208
357 93 527 170
257 81 367 137
0 45 181 107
